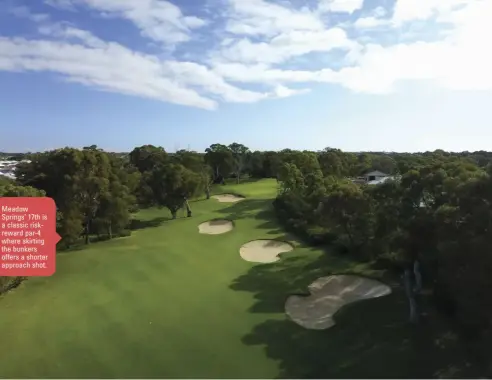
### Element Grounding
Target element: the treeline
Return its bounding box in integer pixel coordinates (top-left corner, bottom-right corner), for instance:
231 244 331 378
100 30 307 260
272 148 492 374
1 144 215 293
5 144 492 248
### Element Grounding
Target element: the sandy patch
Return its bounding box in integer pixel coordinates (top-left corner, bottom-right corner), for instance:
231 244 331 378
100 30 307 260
198 219 234 235
239 239 293 263
212 194 244 203
285 275 391 330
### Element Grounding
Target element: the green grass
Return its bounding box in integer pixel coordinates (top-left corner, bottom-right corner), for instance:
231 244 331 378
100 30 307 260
0 179 477 378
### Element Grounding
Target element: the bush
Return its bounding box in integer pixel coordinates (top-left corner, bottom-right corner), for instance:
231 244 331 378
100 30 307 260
0 276 26 295
273 197 335 246
118 229 132 237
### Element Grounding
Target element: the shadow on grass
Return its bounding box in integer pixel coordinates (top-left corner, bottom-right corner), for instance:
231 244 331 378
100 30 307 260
230 254 370 314
224 177 265 185
216 198 286 234
231 255 477 379
129 216 171 230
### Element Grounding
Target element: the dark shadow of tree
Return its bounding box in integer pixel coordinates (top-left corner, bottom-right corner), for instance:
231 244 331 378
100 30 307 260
129 216 171 230
231 255 477 379
215 199 287 237
216 199 273 220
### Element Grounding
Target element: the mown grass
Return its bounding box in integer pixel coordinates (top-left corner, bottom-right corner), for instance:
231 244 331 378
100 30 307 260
0 179 476 378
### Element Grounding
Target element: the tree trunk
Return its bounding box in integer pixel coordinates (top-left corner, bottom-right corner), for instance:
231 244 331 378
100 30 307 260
404 268 419 323
343 220 355 250
171 210 177 219
184 198 192 217
413 260 422 293
206 185 210 199
236 170 240 184
85 219 90 245
108 221 112 240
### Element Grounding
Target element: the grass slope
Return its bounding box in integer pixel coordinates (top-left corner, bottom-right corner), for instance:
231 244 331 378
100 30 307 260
0 179 475 378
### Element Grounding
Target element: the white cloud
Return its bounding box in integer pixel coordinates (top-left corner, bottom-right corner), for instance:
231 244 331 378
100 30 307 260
43 0 207 44
215 0 492 94
2 0 492 110
353 6 389 28
38 23 106 47
318 0 364 14
353 16 388 28
161 61 269 103
0 29 275 109
213 0 492 94
273 85 311 98
215 28 356 65
392 0 470 25
225 0 325 37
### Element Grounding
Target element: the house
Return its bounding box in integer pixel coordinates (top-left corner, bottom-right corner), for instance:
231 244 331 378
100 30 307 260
350 170 396 186
363 170 388 182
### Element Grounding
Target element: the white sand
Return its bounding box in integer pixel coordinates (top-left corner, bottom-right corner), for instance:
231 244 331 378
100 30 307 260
239 240 293 263
212 194 244 203
285 275 391 330
198 219 234 235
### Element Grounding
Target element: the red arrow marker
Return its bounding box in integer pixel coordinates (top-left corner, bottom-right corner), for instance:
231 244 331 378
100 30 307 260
0 197 59 277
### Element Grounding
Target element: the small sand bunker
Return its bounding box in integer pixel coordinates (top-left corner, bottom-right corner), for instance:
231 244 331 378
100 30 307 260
285 275 391 330
239 239 293 263
198 219 234 235
212 194 244 203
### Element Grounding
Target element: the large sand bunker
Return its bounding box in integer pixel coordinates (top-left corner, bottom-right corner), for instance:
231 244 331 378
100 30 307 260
285 275 391 330
198 219 234 235
212 194 244 203
239 239 293 263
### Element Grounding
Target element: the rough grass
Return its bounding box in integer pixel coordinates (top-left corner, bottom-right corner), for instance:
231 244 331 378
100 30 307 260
0 179 477 378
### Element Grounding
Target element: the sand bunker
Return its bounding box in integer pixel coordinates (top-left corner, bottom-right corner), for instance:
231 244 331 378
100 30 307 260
212 194 244 203
285 275 391 330
239 239 293 263
198 219 234 235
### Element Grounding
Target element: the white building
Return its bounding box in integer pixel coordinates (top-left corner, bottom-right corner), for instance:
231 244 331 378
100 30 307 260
352 170 397 185
0 160 30 180
363 170 388 182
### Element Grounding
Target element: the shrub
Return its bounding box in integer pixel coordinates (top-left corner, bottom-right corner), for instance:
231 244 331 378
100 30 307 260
0 276 26 295
118 229 132 237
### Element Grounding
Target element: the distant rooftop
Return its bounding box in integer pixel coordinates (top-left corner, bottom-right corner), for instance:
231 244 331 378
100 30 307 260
364 170 388 177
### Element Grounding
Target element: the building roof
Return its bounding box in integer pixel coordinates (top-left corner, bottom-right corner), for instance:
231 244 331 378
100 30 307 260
364 170 388 177
367 177 392 185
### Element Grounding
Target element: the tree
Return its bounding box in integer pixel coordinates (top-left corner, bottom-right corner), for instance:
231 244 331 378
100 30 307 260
173 149 213 199
317 181 375 255
129 145 168 173
248 151 266 178
434 173 492 337
204 144 234 183
370 154 397 174
0 184 46 197
16 147 136 247
147 163 204 219
264 151 282 178
92 158 137 239
277 163 305 196
355 153 373 175
228 142 250 184
318 148 344 177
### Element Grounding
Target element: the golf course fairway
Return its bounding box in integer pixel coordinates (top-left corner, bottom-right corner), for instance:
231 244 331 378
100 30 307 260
0 180 474 378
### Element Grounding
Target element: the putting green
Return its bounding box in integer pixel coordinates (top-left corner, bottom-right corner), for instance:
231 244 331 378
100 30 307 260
0 179 475 378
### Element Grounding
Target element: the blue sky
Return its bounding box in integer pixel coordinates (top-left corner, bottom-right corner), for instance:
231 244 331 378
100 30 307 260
1 0 491 153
